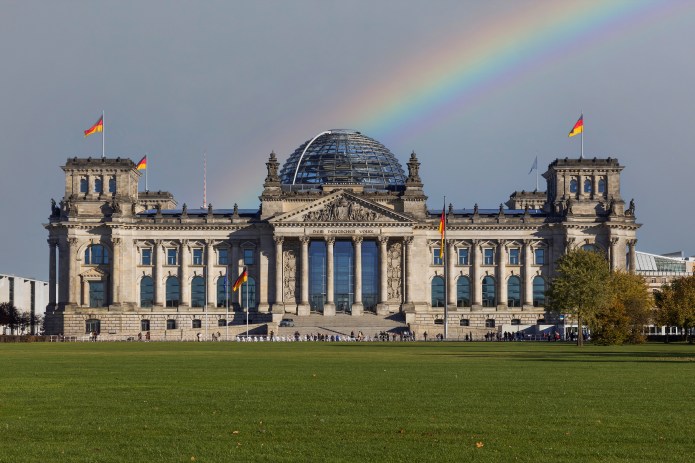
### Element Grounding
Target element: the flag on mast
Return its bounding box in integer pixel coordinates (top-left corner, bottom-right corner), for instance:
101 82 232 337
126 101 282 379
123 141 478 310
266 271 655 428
438 205 445 259
84 116 103 137
136 155 147 170
528 156 538 174
232 267 248 292
568 114 584 137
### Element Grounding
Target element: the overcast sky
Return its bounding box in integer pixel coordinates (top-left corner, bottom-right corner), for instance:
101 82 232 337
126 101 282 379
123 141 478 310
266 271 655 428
1 0 694 280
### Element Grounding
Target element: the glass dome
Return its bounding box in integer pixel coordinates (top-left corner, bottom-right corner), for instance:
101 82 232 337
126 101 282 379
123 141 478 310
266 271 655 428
279 130 407 189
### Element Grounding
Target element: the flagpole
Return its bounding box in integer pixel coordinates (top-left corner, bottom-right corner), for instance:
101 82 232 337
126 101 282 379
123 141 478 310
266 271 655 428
204 266 208 341
102 110 105 159
225 266 229 342
443 196 448 341
580 111 584 160
536 159 539 191
145 153 149 191
245 275 249 340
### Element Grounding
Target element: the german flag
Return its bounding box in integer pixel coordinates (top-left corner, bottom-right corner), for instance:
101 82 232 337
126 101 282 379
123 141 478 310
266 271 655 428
84 115 103 137
136 155 147 170
568 114 583 137
232 267 248 292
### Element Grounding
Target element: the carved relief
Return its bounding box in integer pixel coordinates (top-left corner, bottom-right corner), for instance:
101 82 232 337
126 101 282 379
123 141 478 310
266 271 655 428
303 197 379 222
387 241 402 300
283 241 299 302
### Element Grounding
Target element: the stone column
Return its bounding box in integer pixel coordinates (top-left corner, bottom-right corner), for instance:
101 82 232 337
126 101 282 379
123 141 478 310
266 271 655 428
352 236 363 316
522 240 533 308
48 238 57 307
404 237 414 305
111 237 121 305
298 236 310 315
180 240 189 307
378 236 388 306
68 237 79 305
58 237 69 306
497 240 507 309
447 240 456 308
231 241 239 309
609 237 619 272
324 237 336 316
274 236 284 313
628 239 638 274
471 240 482 308
154 240 164 307
206 240 215 308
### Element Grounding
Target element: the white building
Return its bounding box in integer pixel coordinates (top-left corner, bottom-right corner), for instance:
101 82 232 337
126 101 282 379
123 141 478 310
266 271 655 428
0 274 50 334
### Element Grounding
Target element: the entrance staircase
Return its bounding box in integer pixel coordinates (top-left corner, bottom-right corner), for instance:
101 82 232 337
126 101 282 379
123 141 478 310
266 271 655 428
275 312 408 338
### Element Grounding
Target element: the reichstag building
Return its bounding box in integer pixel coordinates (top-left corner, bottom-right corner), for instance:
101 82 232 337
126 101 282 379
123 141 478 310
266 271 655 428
44 130 639 338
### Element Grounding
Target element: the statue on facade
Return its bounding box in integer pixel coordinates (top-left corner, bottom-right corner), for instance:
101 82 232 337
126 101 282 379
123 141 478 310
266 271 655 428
233 203 239 218
208 203 213 216
264 151 280 186
111 199 121 214
625 198 635 216
181 203 188 217
405 151 422 185
50 198 60 217
565 198 573 215
473 203 479 215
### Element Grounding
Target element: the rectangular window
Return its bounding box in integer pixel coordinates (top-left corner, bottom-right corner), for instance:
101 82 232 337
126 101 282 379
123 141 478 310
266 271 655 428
80 177 89 193
243 249 254 265
218 248 229 265
484 248 494 265
192 248 203 265
108 177 116 193
458 249 469 265
167 249 178 265
509 248 520 265
94 177 103 193
166 319 177 330
141 248 152 266
433 248 443 266
535 248 545 265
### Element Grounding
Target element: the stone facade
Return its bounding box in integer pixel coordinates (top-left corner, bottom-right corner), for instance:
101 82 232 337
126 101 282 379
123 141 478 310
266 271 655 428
45 149 640 339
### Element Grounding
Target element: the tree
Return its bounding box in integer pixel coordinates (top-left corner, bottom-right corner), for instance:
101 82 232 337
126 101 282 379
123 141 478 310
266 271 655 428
592 271 653 345
546 249 612 346
0 302 21 335
654 275 695 343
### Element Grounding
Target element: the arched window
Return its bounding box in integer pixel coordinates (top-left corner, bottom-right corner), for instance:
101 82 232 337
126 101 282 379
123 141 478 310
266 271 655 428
507 276 521 307
533 276 545 307
598 178 606 194
140 276 153 307
191 276 205 308
166 276 180 307
94 177 103 193
85 244 109 265
569 178 578 193
241 277 256 309
456 276 471 307
482 276 496 307
217 276 230 307
431 276 445 308
583 179 592 193
108 176 116 193
582 244 600 253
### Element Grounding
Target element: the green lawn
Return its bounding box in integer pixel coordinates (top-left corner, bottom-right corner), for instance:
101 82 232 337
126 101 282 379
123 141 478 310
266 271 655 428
0 342 693 462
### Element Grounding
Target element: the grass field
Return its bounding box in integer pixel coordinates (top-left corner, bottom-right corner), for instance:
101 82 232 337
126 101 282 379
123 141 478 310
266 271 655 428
0 342 693 463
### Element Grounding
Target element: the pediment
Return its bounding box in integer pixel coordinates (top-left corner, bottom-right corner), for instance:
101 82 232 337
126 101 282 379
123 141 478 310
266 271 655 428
80 267 108 279
269 190 414 225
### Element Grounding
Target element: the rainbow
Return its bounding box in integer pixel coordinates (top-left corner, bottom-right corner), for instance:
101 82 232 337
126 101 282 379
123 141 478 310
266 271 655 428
218 0 686 205
332 0 679 143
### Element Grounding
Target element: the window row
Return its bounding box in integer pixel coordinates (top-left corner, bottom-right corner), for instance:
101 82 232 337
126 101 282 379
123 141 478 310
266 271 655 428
430 275 546 308
82 244 255 267
79 176 117 194
140 247 254 266
569 176 607 195
139 275 256 309
85 317 234 334
433 248 545 266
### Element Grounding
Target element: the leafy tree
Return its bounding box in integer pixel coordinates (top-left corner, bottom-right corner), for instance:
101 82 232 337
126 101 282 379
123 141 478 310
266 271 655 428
592 271 653 345
546 249 611 346
654 275 695 343
0 302 21 335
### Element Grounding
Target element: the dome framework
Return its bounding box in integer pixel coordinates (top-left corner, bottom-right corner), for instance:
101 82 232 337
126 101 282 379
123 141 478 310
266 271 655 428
279 130 407 189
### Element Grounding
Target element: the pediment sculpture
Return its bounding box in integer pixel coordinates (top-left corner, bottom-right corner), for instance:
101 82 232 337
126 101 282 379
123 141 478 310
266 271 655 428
303 197 379 222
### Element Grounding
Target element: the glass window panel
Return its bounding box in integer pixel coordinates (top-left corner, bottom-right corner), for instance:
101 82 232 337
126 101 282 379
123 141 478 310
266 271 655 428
309 241 326 312
431 276 445 308
507 276 521 307
94 178 103 193
509 249 520 265
89 281 105 307
243 249 254 265
141 248 152 266
361 241 378 312
167 249 178 265
241 277 256 309
484 248 494 265
458 249 469 265
191 276 205 307
140 276 153 307
433 248 443 266
217 276 230 307
457 277 470 307
535 249 545 265
533 277 546 307
166 277 180 307
218 249 229 265
482 276 496 307
193 248 203 265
